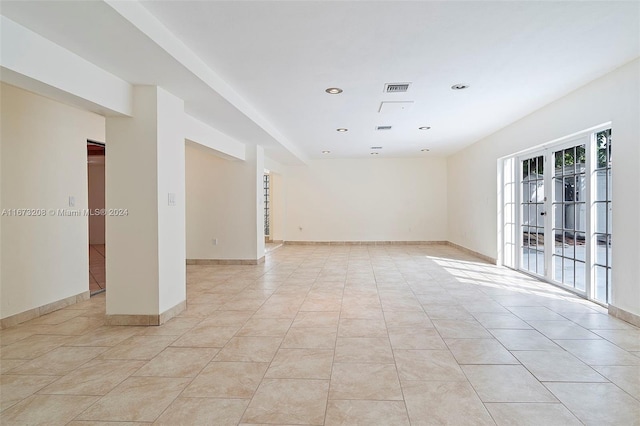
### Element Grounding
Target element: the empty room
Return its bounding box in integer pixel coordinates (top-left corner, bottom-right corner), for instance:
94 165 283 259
0 1 639 425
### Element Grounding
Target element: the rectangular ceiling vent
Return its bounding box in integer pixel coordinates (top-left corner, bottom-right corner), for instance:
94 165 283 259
376 125 392 131
370 146 383 150
384 82 411 93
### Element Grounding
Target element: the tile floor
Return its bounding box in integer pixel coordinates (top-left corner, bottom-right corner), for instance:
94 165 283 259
1 244 639 425
89 244 106 294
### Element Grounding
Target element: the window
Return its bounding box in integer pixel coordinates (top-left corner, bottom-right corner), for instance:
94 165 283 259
264 174 270 237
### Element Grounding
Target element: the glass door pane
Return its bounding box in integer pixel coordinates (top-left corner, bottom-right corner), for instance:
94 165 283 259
520 155 545 276
552 142 587 292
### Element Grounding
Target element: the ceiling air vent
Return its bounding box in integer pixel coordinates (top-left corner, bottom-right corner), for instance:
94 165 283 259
376 125 392 131
370 146 383 150
384 82 411 93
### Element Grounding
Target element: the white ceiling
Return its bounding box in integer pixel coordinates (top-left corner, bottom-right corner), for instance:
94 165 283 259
2 1 639 162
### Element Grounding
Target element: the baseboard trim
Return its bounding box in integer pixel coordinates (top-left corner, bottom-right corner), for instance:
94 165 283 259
446 242 497 264
105 300 186 326
284 240 448 246
186 257 265 265
1 291 90 329
608 304 640 328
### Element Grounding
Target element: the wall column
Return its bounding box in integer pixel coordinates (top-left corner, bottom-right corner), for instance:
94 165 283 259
105 86 186 325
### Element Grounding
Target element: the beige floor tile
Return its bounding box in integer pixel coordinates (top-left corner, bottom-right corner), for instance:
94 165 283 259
463 365 557 403
38 316 104 336
1 334 74 359
507 307 566 321
37 360 145 396
338 318 387 338
0 327 37 346
8 346 107 376
383 310 433 328
99 335 176 360
154 397 249 425
334 337 394 363
198 310 255 327
265 348 334 379
513 350 607 382
182 361 268 398
527 320 601 340
133 347 217 377
0 359 26 374
402 381 495 426
329 362 403 400
242 379 329 425
68 421 150 425
489 329 562 351
485 402 582 426
170 325 239 348
593 365 640 399
339 306 385 320
292 311 340 328
282 327 337 349
177 303 221 317
237 318 293 337
0 394 98 425
593 329 640 351
28 309 85 325
545 382 640 425
0 374 60 411
215 336 282 362
555 339 640 365
432 320 493 339
388 328 447 350
564 313 636 330
139 317 201 336
67 326 143 347
394 349 466 381
325 400 410 426
472 312 532 329
446 339 519 365
76 376 190 422
423 305 475 320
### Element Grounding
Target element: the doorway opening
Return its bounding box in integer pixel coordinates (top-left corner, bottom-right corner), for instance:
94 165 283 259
88 140 106 295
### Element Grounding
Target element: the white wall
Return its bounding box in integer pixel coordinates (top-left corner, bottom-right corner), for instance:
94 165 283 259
284 157 448 242
0 83 105 319
88 159 105 245
447 59 640 316
186 142 264 260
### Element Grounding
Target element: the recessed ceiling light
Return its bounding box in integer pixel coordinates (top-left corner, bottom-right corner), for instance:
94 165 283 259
322 150 331 154
421 149 430 152
451 83 470 90
336 128 348 132
370 152 379 155
419 126 431 130
325 87 343 94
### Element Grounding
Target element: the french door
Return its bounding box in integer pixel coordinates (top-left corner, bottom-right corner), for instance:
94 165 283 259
517 129 612 304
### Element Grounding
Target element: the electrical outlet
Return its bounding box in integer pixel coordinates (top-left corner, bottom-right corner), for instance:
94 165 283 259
69 196 75 207
212 238 218 246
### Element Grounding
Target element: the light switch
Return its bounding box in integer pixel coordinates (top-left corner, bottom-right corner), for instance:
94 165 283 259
168 193 176 206
69 196 75 207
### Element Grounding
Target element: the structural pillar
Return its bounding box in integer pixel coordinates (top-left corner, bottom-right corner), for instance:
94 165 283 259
105 86 186 325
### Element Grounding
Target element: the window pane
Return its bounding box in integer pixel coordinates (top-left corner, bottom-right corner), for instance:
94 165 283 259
564 259 575 287
555 151 563 175
595 202 607 234
595 234 607 265
595 265 607 302
553 255 562 282
575 261 586 291
576 145 586 173
574 232 585 262
595 170 607 201
576 203 586 232
564 177 575 202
